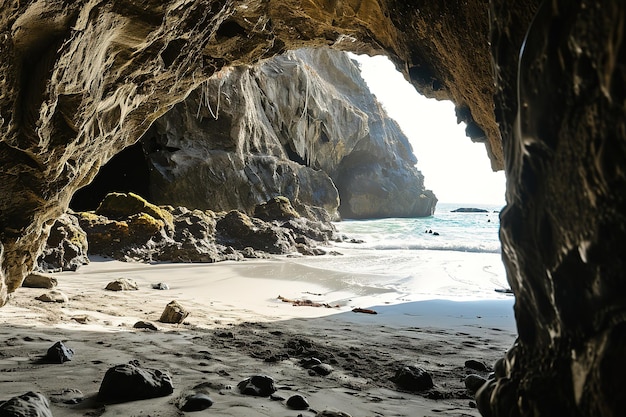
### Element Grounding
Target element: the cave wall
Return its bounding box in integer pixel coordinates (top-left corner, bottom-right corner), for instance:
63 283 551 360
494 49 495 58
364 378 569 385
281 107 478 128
2 0 626 415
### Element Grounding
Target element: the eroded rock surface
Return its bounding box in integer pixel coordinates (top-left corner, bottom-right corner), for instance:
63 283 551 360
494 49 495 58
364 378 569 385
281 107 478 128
74 192 336 262
141 47 436 220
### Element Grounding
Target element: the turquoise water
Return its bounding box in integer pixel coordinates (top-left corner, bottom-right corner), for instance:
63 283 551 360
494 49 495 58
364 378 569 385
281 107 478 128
285 202 510 301
334 202 503 254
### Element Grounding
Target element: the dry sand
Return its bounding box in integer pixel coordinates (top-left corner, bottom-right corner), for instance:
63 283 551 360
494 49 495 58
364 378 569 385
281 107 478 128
0 255 516 417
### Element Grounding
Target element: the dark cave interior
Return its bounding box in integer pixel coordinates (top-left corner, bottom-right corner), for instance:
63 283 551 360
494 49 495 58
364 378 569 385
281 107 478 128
69 142 152 211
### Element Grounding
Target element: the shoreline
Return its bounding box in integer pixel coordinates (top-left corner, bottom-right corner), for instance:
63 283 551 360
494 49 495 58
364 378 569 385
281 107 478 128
0 253 517 416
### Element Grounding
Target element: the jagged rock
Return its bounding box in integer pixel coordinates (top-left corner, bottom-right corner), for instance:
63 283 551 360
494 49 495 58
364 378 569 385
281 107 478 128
21 273 57 289
286 394 309 410
216 210 294 254
159 300 189 324
237 375 276 397
37 213 89 272
98 360 174 402
35 290 68 304
391 365 434 392
254 196 300 222
44 341 74 364
0 392 52 417
105 278 138 292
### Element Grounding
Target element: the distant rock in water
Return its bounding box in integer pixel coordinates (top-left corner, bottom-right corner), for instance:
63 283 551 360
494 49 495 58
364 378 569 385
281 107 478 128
451 207 489 213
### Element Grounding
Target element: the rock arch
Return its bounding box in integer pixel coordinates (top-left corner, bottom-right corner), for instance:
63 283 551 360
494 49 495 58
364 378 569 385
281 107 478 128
2 0 625 415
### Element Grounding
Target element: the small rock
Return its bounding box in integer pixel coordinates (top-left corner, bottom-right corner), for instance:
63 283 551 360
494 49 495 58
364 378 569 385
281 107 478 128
151 282 169 290
316 410 352 417
287 394 309 410
391 365 434 392
44 341 74 363
49 388 84 404
464 374 487 393
98 360 174 402
105 278 138 291
22 272 58 289
0 392 53 417
300 357 322 369
270 394 285 401
133 321 158 331
237 375 276 397
35 290 68 303
159 300 190 324
465 359 489 372
311 363 333 376
178 393 213 412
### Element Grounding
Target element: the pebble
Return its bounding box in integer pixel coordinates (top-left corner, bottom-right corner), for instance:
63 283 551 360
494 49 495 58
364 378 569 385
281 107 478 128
49 388 84 405
311 363 333 376
151 282 170 290
316 410 352 417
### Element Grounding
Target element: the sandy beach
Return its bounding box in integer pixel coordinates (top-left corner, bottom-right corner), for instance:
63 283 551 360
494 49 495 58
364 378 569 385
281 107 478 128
0 252 516 416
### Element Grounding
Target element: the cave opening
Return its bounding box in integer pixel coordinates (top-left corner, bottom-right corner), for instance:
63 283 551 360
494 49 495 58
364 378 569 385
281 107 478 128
69 142 152 211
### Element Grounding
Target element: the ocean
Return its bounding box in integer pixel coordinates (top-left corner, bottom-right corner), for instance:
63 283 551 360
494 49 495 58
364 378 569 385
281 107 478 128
285 202 511 303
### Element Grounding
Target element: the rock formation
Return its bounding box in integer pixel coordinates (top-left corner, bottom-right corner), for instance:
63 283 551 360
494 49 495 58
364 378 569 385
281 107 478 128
72 48 436 221
2 0 626 415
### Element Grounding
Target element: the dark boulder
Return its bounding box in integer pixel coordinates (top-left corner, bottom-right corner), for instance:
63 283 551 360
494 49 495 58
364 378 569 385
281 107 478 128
237 375 277 397
0 392 52 417
98 360 174 402
391 365 434 392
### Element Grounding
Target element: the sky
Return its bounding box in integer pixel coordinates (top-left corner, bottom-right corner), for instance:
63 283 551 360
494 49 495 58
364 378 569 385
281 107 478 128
350 53 507 206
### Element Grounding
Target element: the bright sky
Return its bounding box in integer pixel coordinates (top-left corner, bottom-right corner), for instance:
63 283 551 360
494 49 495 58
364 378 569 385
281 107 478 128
350 53 506 206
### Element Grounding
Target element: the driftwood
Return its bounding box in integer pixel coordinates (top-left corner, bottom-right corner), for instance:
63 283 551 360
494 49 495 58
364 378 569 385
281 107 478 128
277 295 338 308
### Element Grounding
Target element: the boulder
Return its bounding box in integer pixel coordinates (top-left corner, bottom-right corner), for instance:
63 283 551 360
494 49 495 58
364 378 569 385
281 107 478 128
98 360 174 402
22 273 57 289
254 196 300 222
95 192 173 231
391 365 434 392
159 300 190 324
0 392 52 417
38 213 89 272
286 394 309 410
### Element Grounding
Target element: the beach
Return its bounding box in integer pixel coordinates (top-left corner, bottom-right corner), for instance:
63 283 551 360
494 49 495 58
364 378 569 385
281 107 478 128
0 250 516 417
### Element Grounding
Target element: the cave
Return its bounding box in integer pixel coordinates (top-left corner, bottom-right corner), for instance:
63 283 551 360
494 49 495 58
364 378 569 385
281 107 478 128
69 142 152 212
1 1 625 416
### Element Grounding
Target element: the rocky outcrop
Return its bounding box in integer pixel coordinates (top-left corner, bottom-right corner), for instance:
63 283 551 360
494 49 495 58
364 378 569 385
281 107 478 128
75 192 336 262
2 1 626 416
138 48 435 220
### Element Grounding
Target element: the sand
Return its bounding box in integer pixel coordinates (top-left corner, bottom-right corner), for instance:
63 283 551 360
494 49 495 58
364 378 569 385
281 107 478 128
0 254 517 417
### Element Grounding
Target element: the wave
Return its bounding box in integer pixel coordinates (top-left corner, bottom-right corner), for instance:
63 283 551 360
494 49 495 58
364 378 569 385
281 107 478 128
336 241 502 254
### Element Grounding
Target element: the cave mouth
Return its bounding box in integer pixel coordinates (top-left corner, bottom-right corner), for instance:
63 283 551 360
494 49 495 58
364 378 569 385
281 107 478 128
70 142 152 211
